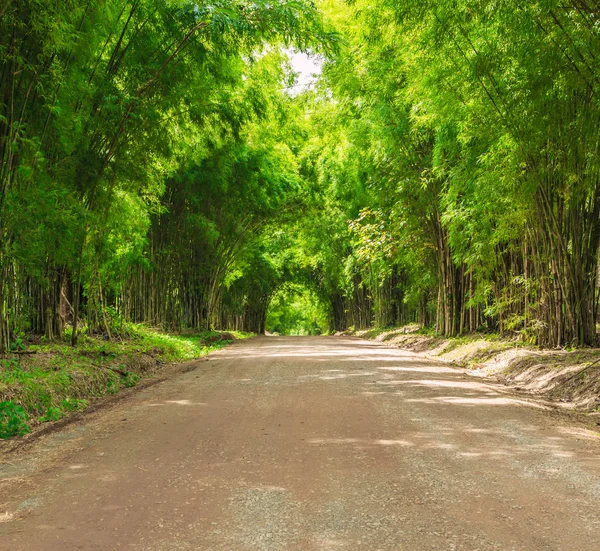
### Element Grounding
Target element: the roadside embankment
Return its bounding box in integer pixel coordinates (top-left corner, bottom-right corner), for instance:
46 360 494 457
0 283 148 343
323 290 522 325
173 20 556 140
0 326 251 439
348 326 600 416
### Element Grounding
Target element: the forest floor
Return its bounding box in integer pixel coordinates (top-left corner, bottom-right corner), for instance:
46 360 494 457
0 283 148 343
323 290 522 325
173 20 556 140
0 326 251 440
1 336 600 550
349 327 600 418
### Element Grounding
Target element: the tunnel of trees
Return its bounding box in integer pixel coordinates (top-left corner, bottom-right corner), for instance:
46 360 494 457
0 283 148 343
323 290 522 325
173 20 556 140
2 0 600 350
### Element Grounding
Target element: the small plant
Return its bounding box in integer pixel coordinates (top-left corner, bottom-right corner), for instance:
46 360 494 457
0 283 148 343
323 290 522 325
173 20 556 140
0 401 31 439
61 398 88 412
105 378 120 394
9 334 26 351
122 372 139 388
39 406 63 422
0 357 20 370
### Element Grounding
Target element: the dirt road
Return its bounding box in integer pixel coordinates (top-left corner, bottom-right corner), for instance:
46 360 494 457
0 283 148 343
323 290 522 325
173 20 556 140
1 336 600 550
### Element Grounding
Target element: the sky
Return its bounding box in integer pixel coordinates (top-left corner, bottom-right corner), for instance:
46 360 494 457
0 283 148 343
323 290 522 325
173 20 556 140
287 51 323 95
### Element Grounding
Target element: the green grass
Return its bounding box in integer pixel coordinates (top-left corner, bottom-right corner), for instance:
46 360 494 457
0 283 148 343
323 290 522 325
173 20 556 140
0 325 252 439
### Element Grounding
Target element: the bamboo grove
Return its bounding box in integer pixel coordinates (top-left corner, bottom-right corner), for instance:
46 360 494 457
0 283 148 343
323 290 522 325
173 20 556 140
0 0 333 348
1 0 600 349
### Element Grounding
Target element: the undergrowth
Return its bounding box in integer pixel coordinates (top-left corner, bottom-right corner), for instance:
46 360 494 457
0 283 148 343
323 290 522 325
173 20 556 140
0 325 252 438
350 325 529 361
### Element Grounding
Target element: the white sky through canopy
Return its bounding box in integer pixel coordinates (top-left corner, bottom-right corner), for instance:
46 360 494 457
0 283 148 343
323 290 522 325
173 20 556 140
287 51 322 95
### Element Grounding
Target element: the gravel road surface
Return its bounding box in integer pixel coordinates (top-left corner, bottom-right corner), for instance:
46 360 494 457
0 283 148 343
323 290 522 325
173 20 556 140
1 336 600 550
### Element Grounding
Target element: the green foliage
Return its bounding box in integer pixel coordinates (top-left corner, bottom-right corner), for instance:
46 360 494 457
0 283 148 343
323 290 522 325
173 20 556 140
61 398 88 412
9 335 26 352
266 285 329 336
39 407 63 423
2 0 599 359
122 372 139 389
285 0 600 345
0 402 31 439
0 0 335 349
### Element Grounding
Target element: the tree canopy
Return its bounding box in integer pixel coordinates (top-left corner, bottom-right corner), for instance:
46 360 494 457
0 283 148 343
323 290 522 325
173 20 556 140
1 0 599 349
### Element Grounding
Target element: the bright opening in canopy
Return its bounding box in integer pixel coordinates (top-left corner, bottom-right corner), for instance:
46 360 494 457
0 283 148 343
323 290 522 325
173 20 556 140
286 51 323 95
266 284 329 336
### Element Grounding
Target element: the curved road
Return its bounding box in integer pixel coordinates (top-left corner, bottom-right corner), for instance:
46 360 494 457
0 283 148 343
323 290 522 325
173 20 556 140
1 336 600 550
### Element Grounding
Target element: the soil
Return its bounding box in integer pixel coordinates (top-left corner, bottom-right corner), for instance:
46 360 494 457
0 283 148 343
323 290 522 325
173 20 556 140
355 329 600 414
1 336 600 550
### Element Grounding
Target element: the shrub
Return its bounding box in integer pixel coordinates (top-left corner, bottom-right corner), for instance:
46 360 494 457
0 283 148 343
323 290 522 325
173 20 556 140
0 401 31 438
